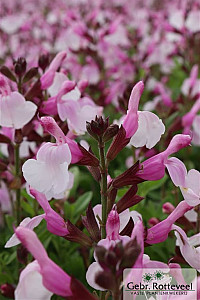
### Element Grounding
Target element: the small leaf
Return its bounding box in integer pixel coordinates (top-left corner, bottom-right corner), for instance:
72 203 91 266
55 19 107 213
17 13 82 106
5 215 15 231
138 175 167 197
21 201 34 217
74 191 93 219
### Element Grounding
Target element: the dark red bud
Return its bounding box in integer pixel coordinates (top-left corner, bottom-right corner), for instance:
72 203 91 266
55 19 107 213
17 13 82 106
38 54 49 72
0 283 15 299
17 244 28 264
14 129 23 144
14 57 27 76
95 271 115 291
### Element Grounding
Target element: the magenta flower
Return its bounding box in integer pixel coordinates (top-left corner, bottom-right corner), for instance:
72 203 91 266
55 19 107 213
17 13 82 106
30 189 69 236
181 65 200 97
15 226 72 297
137 134 191 180
123 81 144 138
40 51 67 90
15 227 96 299
86 209 131 291
0 74 37 129
146 201 192 244
182 98 200 134
118 81 165 149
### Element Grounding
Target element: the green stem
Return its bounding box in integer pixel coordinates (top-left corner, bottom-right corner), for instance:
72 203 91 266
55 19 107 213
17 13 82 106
99 291 106 300
15 143 21 225
98 138 108 240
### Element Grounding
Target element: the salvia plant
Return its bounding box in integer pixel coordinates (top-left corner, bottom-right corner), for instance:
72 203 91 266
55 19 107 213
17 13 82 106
0 0 200 300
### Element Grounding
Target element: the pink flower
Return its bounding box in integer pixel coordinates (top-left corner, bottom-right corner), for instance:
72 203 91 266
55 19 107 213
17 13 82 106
182 98 200 134
15 261 53 300
15 227 96 299
146 201 193 244
0 74 37 129
22 117 72 199
93 204 142 232
137 134 191 180
181 65 200 97
173 225 200 272
123 81 144 138
130 111 165 149
15 227 72 297
40 51 67 90
119 81 165 148
5 215 44 248
58 96 103 135
192 115 200 145
86 209 131 291
30 189 69 236
166 157 200 206
44 72 103 135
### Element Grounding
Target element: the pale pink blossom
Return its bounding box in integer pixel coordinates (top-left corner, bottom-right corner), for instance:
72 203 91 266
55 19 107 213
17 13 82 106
166 157 200 206
173 225 200 272
130 111 165 149
137 134 191 181
0 75 37 129
15 227 95 299
22 117 72 199
5 215 44 248
15 261 53 300
186 10 200 33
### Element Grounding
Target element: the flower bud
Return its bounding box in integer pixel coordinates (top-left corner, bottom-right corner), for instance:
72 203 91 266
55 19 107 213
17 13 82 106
95 271 115 291
38 54 49 71
86 116 109 139
14 57 27 76
0 283 15 299
162 202 175 214
148 217 159 227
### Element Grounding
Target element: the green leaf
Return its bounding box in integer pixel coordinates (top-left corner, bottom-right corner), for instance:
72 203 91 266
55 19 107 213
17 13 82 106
4 252 16 265
21 200 35 217
73 191 93 222
5 215 15 232
138 175 167 197
64 201 75 220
